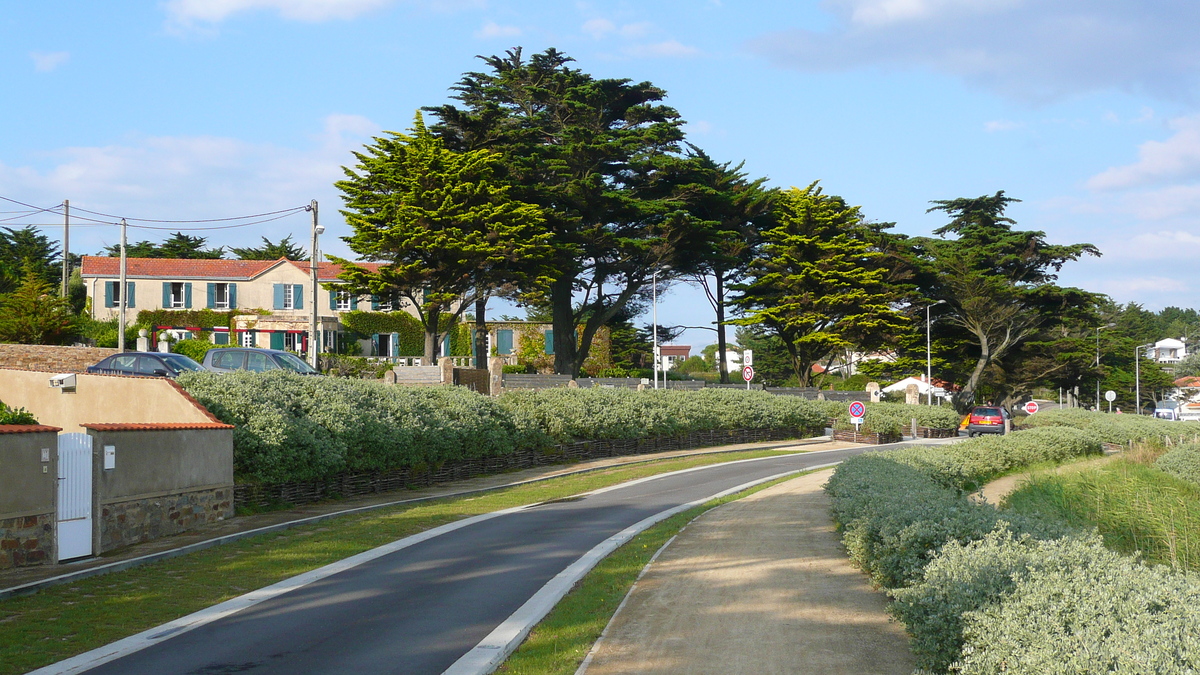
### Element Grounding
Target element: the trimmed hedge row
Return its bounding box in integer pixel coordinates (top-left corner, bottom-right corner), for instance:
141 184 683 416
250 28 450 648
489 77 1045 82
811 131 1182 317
827 401 961 435
826 418 1200 673
1022 408 1200 445
177 372 835 484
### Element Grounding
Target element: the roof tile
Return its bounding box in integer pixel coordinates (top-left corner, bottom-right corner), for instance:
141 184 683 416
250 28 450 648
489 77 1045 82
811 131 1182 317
0 424 62 434
81 256 382 282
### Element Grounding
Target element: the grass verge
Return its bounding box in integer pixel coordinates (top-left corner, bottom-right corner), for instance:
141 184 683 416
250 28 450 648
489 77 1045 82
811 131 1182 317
1003 457 1200 571
0 447 804 675
497 473 806 675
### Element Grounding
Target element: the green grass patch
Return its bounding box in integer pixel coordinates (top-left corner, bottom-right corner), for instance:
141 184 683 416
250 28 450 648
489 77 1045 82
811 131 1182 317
497 473 804 675
0 448 803 675
1003 458 1200 571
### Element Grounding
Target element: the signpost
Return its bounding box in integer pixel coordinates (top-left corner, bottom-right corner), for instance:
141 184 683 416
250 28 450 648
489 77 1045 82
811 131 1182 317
1023 401 1039 415
1105 389 1117 413
742 365 755 390
848 401 865 433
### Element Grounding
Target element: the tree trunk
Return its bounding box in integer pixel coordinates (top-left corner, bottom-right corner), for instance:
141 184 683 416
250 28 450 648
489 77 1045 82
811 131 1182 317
716 274 729 384
424 306 441 364
550 277 577 376
953 335 991 413
474 293 487 370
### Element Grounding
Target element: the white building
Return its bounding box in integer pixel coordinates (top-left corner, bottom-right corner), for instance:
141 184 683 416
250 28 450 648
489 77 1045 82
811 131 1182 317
1148 338 1188 364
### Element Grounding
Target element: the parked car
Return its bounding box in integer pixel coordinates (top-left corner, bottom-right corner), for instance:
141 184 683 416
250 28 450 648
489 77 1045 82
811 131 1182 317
966 405 1011 436
86 352 208 378
202 347 320 375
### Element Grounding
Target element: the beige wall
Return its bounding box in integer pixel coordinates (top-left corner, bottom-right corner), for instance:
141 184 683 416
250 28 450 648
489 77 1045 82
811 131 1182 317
88 428 233 502
0 370 217 433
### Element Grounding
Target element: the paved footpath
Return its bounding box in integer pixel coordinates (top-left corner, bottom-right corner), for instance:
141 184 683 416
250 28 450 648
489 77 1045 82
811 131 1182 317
580 469 914 675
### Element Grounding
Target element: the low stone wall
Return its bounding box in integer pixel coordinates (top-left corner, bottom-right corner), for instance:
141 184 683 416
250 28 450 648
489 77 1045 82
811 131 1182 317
99 486 234 553
234 426 819 509
453 368 490 395
0 344 118 373
0 514 54 569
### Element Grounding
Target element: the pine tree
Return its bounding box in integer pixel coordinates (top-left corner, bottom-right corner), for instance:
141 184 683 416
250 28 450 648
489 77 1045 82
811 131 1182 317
0 262 78 344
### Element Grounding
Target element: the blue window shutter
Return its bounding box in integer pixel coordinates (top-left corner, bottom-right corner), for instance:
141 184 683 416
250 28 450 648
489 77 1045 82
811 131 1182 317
497 329 513 355
206 283 215 309
273 284 285 310
104 281 114 308
371 295 379 311
371 333 380 356
350 294 359 310
228 283 237 309
214 332 229 345
391 333 399 357
162 282 172 308
293 284 304 310
269 331 284 350
184 282 193 309
544 330 554 355
126 282 136 308
329 290 337 311
442 334 451 358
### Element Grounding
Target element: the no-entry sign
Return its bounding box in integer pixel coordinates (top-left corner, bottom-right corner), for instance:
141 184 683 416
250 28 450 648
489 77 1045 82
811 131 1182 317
742 365 755 382
1024 401 1039 415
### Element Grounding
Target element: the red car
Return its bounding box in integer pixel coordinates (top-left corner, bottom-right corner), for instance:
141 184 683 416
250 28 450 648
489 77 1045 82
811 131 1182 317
966 406 1011 436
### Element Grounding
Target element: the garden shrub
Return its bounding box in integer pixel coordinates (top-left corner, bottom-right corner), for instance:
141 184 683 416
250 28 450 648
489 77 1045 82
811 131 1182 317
1022 408 1200 445
1156 444 1200 488
172 339 217 362
829 401 960 435
0 400 37 425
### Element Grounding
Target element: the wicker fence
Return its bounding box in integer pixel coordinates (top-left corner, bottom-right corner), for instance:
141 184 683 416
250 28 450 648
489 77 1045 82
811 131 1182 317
233 426 818 509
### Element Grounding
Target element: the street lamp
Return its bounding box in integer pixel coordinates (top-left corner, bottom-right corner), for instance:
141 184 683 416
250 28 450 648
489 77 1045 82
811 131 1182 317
1135 341 1155 415
1095 322 1115 409
926 300 946 405
651 266 668 390
308 200 323 368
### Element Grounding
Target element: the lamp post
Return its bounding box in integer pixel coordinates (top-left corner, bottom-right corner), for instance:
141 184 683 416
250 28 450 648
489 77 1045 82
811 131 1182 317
926 300 946 405
1095 322 1115 409
117 218 127 352
1135 341 1155 415
308 200 323 368
652 267 661 390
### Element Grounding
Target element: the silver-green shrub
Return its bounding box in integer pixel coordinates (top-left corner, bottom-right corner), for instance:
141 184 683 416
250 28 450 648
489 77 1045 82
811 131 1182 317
956 535 1200 674
829 401 961 435
1156 444 1200 488
1022 408 1200 445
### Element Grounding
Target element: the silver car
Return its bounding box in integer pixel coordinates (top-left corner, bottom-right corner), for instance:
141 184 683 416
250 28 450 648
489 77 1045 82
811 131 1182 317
202 348 320 375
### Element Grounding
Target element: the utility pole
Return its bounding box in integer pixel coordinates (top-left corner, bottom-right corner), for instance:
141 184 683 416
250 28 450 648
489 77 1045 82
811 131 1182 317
61 199 69 297
118 218 128 352
309 200 322 368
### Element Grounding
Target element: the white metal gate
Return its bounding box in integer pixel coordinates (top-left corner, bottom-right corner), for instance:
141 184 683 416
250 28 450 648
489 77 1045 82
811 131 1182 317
57 433 93 561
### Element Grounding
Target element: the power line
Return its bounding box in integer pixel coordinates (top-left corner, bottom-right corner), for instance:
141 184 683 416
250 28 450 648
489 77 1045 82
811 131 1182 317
68 205 307 224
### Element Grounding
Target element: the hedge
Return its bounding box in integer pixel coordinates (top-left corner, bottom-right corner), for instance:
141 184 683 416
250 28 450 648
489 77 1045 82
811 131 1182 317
828 401 960 435
176 372 828 484
1021 408 1200 445
1156 444 1200 488
827 414 1200 673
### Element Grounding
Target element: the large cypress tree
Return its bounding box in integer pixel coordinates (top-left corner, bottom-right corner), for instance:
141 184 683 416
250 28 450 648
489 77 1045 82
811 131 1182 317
428 48 696 377
334 112 552 362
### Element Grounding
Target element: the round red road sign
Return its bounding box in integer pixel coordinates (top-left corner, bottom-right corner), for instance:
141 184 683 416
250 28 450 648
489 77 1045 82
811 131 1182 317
848 401 865 418
742 365 755 381
1024 401 1039 415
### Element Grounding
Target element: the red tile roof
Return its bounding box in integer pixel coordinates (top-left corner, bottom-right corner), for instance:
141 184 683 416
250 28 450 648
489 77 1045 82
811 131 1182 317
81 422 234 431
1176 376 1200 388
0 424 62 434
81 257 383 282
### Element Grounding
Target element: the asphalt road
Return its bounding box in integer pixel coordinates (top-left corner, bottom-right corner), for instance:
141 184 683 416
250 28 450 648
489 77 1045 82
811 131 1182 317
75 442 907 675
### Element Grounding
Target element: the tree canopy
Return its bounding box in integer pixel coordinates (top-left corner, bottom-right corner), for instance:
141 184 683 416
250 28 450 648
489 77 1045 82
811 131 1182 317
0 262 77 344
231 235 306 260
102 231 224 259
0 225 61 294
334 112 552 361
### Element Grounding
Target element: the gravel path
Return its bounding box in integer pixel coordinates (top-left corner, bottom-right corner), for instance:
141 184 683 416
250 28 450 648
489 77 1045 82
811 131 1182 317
580 469 914 675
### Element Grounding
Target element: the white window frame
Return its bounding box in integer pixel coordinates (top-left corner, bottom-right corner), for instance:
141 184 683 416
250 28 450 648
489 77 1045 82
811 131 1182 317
283 332 300 352
378 295 393 312
241 331 254 347
213 283 230 310
283 284 295 310
170 282 185 309
335 290 352 311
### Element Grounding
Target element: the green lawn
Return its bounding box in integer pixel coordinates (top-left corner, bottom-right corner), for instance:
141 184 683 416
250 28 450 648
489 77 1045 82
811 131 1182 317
0 448 803 675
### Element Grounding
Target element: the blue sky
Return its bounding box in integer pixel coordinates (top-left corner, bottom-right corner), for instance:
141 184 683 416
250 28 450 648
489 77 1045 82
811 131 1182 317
3 1 1199 348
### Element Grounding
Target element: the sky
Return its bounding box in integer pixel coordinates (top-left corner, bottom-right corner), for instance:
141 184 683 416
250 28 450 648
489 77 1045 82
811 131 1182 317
3 1 1200 349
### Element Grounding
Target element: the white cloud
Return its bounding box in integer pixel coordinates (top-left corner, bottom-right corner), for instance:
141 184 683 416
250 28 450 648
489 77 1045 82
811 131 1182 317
0 114 378 254
475 21 521 39
1088 115 1200 191
619 21 653 38
582 18 615 39
750 1 1200 102
624 40 700 59
165 0 393 25
30 51 69 73
984 120 1020 132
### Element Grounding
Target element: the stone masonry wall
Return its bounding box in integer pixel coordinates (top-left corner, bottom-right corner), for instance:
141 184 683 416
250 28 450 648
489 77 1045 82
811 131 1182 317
100 486 233 553
0 344 118 373
0 513 54 569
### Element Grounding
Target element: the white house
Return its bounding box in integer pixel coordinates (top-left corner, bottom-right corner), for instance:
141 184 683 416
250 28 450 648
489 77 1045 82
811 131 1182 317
1148 338 1188 364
